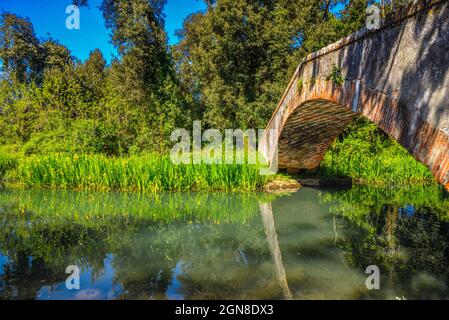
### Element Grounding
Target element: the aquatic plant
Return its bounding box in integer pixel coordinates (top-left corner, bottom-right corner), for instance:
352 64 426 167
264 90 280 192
8 153 268 192
0 153 17 182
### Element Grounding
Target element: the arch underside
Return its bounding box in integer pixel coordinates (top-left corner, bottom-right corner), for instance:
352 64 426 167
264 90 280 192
278 99 357 172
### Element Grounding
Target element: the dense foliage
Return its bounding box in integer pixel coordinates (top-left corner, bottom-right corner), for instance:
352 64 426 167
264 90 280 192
0 0 186 155
174 0 382 129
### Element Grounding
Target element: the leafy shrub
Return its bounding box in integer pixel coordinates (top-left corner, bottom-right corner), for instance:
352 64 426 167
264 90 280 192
22 120 122 156
316 117 435 185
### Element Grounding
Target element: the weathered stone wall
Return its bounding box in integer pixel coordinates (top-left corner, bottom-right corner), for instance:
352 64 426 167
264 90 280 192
262 0 449 188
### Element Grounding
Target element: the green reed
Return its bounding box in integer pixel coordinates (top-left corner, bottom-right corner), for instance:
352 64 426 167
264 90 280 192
8 153 268 192
0 153 17 182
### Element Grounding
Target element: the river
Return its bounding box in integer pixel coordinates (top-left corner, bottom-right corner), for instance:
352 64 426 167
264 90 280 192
0 184 448 300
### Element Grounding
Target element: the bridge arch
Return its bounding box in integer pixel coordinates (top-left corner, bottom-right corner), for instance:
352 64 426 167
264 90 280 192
261 0 449 189
277 97 357 171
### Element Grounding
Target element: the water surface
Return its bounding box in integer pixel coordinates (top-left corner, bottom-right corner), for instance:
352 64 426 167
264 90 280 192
0 184 448 300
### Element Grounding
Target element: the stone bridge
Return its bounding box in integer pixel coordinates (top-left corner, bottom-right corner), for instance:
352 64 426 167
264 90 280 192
260 0 449 189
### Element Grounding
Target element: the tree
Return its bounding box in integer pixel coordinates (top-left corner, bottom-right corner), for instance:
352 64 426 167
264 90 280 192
42 39 73 72
100 0 170 99
0 13 44 84
175 0 350 130
77 49 107 106
98 0 187 152
338 0 376 35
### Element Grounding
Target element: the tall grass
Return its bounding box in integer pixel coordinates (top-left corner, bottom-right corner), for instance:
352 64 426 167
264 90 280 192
0 153 17 182
312 118 435 185
9 153 268 192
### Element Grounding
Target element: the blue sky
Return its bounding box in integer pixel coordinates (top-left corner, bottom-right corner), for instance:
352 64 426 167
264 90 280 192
0 0 206 62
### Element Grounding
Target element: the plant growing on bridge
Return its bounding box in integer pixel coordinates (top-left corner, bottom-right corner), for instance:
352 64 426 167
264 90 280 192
297 79 304 93
326 64 345 86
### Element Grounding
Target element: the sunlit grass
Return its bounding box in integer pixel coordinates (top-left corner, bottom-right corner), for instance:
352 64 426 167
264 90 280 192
314 118 435 185
6 153 268 192
0 153 17 182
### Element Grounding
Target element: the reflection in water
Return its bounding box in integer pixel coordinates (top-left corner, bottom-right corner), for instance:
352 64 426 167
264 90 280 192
259 203 293 300
166 262 185 300
321 184 449 299
0 185 448 300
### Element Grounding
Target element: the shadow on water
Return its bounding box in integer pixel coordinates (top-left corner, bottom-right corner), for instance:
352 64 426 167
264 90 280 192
0 185 449 300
